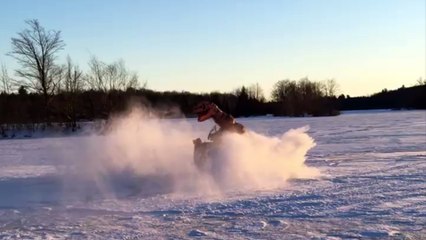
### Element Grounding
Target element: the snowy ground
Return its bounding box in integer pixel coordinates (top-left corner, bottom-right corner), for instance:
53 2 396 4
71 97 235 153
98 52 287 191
0 110 425 239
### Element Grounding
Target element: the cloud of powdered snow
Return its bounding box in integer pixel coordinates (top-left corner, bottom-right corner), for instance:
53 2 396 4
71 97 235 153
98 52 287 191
207 128 320 190
64 106 320 199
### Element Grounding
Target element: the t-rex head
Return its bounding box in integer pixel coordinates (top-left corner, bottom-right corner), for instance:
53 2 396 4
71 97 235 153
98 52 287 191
193 101 217 122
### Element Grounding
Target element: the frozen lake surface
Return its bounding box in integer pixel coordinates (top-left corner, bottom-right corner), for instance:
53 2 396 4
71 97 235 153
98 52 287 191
0 110 425 239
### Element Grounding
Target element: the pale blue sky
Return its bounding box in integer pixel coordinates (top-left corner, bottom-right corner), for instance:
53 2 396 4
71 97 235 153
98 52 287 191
0 0 424 97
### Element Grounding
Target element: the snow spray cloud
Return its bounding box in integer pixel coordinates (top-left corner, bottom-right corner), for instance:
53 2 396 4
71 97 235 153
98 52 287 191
66 106 202 198
207 128 320 190
69 106 320 198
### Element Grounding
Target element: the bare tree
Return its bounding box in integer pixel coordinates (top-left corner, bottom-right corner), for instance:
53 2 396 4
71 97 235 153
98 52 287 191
63 56 84 93
126 72 141 90
8 19 65 118
271 79 295 102
87 56 106 91
272 78 331 116
62 56 84 130
271 79 298 115
114 59 140 90
87 56 140 91
248 83 265 102
0 63 12 94
322 79 339 97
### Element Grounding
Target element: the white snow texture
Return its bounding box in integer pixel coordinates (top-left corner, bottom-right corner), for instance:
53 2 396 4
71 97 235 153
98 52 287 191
0 109 425 239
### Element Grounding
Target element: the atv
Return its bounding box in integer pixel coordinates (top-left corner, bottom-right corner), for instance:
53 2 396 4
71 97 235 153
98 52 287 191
193 125 222 171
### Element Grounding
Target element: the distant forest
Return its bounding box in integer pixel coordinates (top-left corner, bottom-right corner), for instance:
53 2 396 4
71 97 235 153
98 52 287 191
1 20 425 131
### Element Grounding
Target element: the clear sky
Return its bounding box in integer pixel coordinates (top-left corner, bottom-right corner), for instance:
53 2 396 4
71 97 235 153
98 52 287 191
0 0 424 97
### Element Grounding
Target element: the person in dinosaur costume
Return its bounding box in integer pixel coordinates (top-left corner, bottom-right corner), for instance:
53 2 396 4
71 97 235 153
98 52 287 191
192 101 245 169
193 101 245 140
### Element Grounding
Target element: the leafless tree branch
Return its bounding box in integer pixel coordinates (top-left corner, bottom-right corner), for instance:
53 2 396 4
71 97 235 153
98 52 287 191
8 19 65 114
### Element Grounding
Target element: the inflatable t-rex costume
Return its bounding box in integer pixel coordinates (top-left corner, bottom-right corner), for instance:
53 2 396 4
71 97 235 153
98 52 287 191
193 101 245 140
192 101 245 169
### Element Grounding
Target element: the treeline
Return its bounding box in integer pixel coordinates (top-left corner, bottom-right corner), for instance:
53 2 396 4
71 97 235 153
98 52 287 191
0 78 340 126
339 84 426 110
1 81 424 130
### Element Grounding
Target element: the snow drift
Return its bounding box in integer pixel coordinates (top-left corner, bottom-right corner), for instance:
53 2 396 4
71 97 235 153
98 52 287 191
65 106 319 198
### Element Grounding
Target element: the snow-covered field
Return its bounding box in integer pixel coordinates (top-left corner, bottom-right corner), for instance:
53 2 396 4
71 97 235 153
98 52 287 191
0 110 425 239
